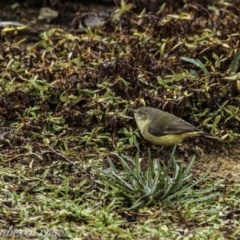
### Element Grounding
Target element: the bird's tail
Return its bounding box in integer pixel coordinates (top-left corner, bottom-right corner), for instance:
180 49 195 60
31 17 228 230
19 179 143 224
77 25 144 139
201 131 220 140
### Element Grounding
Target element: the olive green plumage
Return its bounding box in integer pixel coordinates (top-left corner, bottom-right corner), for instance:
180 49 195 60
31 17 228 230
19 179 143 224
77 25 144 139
132 107 217 146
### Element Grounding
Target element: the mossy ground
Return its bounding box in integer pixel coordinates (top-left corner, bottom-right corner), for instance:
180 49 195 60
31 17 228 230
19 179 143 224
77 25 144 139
0 1 240 239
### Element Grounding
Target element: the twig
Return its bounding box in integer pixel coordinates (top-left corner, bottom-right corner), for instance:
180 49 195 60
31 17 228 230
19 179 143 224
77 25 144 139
37 143 83 172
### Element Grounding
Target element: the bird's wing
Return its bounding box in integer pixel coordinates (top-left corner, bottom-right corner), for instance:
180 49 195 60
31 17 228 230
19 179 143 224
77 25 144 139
148 118 199 136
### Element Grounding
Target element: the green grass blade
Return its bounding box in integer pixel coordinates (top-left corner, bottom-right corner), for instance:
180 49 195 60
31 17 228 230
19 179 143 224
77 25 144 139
229 51 240 73
181 57 209 73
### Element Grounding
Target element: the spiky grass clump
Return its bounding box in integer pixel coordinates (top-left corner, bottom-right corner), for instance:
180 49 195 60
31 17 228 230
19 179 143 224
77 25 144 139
94 147 220 209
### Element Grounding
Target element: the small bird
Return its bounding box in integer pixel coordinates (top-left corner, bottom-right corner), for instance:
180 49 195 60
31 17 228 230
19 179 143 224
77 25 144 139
132 106 218 146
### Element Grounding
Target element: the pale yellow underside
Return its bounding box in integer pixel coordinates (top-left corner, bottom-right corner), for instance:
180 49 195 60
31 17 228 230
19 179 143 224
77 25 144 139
142 128 201 146
138 120 201 146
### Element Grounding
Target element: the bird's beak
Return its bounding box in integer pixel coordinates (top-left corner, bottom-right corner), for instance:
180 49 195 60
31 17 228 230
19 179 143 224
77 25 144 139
129 108 136 113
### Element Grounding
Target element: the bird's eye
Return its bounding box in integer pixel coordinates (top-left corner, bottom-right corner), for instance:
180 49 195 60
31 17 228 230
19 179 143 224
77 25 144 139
140 111 146 117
